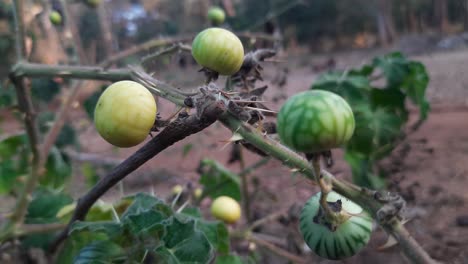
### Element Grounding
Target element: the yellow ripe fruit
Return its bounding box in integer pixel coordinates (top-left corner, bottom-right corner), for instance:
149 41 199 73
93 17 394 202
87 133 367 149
94 80 157 148
210 196 241 224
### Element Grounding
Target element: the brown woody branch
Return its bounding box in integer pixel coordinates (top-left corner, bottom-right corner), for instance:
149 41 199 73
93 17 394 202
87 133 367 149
48 98 226 253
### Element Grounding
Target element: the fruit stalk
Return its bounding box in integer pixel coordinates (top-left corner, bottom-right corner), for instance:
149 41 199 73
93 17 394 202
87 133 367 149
309 154 334 221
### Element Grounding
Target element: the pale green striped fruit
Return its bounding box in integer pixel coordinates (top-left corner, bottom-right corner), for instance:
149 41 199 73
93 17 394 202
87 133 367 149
192 28 244 75
94 81 157 148
277 90 355 153
300 192 373 260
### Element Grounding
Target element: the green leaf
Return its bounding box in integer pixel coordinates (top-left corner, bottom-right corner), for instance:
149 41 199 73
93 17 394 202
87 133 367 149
198 159 241 201
22 189 73 249
311 72 371 106
372 52 409 87
70 221 122 238
56 232 109 264
216 254 244 264
31 78 60 103
369 88 407 120
40 146 72 189
344 151 386 189
73 241 124 264
0 83 16 107
196 220 229 254
121 193 172 219
179 206 202 219
0 159 19 194
401 61 430 120
156 217 214 263
124 210 167 237
0 133 27 159
26 188 73 224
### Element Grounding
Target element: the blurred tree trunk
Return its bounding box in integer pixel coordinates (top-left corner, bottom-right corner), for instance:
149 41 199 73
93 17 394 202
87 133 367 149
376 0 397 46
434 0 450 33
97 2 114 61
408 9 419 33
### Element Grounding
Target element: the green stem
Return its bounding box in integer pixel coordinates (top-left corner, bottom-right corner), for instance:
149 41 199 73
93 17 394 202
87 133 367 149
238 147 251 222
311 154 334 219
11 62 133 81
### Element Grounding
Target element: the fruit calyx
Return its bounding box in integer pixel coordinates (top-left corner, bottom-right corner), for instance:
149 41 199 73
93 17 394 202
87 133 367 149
313 199 352 232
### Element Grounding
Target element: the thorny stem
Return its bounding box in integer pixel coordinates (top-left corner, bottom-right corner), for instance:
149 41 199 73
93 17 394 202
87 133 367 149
11 62 133 81
48 100 226 253
219 113 436 264
7 48 436 262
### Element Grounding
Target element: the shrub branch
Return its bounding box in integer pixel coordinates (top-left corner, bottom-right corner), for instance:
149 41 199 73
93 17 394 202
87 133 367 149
7 47 436 263
48 97 226 252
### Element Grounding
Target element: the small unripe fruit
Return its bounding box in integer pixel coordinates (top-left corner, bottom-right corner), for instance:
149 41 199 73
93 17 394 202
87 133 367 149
172 185 183 195
193 188 203 199
207 7 225 25
192 28 244 75
277 90 355 153
49 11 62 25
210 196 241 224
94 81 157 148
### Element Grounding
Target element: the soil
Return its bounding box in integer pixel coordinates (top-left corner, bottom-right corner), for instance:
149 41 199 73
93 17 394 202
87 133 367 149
2 47 468 264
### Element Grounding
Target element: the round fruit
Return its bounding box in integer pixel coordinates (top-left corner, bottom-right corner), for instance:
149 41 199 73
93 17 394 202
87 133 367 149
207 6 225 25
299 192 373 260
277 90 355 153
210 196 241 224
193 188 203 199
49 11 62 25
172 185 183 195
94 80 157 148
192 28 244 75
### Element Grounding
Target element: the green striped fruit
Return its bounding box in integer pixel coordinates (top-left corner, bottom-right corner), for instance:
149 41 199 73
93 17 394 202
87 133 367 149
94 81 157 148
277 90 355 153
207 7 226 25
300 192 373 260
192 28 244 75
